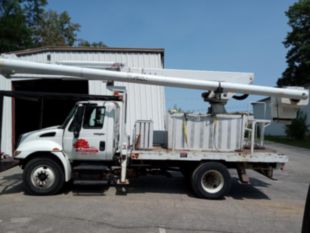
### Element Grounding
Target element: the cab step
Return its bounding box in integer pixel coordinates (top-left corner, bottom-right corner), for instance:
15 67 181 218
73 180 109 186
73 164 110 172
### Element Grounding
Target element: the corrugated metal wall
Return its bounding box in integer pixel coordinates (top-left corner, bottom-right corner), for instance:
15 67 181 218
0 76 12 154
15 51 166 136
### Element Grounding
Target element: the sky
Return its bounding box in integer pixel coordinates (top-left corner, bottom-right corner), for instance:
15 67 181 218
47 0 298 112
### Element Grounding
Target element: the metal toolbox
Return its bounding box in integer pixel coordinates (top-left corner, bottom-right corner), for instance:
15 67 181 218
168 113 246 151
133 120 154 150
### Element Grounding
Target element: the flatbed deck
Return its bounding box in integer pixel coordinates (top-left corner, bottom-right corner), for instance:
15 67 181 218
131 146 288 163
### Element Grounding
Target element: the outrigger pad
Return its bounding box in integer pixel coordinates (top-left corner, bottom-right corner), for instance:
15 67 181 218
0 154 19 172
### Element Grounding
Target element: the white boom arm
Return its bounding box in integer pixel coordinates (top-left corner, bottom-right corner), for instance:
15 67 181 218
0 57 308 100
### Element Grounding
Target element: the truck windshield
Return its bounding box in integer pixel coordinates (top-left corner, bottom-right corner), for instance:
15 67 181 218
60 105 77 129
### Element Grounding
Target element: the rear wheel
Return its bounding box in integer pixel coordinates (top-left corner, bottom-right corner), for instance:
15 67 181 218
23 158 64 195
191 162 231 199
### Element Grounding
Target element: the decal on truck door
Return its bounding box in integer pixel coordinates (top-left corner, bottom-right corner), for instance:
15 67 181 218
64 104 107 159
73 138 99 153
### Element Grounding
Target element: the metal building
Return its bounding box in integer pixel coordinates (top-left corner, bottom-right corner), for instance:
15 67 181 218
0 47 166 154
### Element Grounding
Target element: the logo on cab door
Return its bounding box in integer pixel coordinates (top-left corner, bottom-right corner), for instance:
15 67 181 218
73 139 99 153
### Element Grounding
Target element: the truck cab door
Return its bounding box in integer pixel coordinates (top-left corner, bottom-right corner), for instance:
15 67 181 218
63 103 109 161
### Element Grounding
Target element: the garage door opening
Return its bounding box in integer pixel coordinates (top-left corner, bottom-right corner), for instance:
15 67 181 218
12 79 89 149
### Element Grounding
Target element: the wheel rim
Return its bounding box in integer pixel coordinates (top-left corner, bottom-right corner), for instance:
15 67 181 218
201 170 224 194
30 165 56 190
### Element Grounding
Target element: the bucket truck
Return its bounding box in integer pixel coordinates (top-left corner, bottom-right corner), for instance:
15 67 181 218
0 57 308 199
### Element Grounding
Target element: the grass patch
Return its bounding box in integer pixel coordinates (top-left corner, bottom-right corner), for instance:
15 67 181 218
265 135 310 149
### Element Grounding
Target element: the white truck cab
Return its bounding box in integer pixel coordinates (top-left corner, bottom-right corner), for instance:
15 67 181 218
13 100 126 195
16 101 121 162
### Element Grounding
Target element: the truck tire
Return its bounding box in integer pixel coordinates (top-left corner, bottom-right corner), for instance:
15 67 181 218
191 162 231 199
23 158 65 195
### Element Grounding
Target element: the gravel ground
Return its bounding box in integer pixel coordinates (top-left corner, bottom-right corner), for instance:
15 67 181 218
0 141 309 233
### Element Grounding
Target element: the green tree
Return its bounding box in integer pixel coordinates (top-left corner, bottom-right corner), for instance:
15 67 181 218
0 0 81 52
23 0 47 26
286 111 309 139
0 0 34 52
78 40 107 48
277 0 310 87
35 10 80 46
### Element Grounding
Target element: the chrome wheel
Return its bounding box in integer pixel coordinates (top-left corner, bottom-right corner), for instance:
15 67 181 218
201 169 224 194
30 165 56 190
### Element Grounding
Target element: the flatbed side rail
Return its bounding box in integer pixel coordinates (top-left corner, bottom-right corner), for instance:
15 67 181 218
130 149 288 163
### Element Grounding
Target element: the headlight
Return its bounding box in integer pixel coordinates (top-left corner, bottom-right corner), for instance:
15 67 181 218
13 150 21 157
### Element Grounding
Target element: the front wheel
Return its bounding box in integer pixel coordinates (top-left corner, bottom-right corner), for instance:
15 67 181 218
191 162 231 199
23 158 64 195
